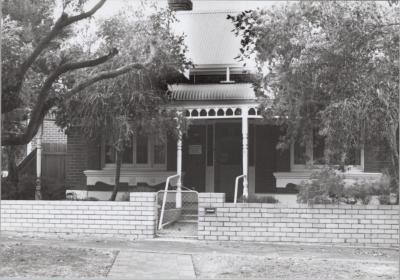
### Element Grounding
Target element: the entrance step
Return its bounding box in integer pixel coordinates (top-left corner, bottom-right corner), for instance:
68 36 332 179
156 233 198 240
181 214 198 220
178 219 197 223
157 220 198 238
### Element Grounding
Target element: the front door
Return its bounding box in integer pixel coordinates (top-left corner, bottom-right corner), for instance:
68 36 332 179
183 125 206 192
215 123 242 201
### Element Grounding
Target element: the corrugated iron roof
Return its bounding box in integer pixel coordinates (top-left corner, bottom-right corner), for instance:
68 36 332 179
169 83 256 101
173 12 255 67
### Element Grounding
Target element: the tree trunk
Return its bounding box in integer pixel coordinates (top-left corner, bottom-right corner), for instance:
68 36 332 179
387 123 399 203
110 149 122 201
6 146 19 199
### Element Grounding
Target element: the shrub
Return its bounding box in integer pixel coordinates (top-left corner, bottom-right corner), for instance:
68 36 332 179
1 178 17 199
374 173 397 205
2 175 66 200
120 192 130 201
378 195 391 205
239 194 279 203
1 175 36 200
357 173 397 205
83 197 99 201
297 168 345 205
343 182 372 205
297 168 397 205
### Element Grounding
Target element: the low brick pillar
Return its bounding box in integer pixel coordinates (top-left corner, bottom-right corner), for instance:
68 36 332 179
129 192 158 238
198 193 225 240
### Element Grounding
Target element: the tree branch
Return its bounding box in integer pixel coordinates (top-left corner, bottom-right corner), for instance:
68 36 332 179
2 101 53 146
7 0 107 99
66 42 156 98
2 38 156 146
67 63 145 97
2 49 118 146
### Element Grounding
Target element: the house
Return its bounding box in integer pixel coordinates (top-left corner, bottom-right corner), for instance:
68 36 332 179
0 113 67 199
65 8 389 203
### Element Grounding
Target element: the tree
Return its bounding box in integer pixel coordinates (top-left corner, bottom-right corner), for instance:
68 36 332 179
1 0 165 147
228 2 399 192
55 6 190 200
1 0 180 194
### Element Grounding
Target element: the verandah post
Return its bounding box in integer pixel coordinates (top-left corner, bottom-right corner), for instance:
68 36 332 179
242 107 249 200
35 123 44 200
176 120 183 208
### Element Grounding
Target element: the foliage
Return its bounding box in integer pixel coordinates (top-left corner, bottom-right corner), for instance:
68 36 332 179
378 195 391 205
1 179 17 199
1 175 65 200
297 168 397 205
228 2 399 186
342 173 398 205
1 0 93 145
343 183 372 205
80 197 100 201
55 5 190 140
297 168 345 205
55 5 190 200
2 0 110 197
241 194 279 204
120 193 130 201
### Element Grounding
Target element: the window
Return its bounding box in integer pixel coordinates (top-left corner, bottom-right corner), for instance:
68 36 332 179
292 130 362 169
136 134 149 164
294 139 307 165
313 132 325 165
105 139 133 164
153 138 166 165
105 145 115 164
123 139 133 163
104 134 166 168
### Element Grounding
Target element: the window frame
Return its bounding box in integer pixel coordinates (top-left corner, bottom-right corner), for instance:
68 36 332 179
103 134 167 170
290 131 364 171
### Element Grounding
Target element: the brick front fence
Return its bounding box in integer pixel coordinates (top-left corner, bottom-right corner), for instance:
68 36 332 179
1 192 398 247
0 193 157 240
198 193 399 248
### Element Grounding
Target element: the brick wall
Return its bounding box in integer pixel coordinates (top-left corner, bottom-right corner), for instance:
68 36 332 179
198 193 399 248
31 118 67 149
0 192 157 240
66 127 101 189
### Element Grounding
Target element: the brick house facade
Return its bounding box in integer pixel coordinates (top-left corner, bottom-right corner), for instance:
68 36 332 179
65 11 390 202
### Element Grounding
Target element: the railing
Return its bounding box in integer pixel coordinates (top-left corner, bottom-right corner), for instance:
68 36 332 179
158 174 180 230
234 174 246 204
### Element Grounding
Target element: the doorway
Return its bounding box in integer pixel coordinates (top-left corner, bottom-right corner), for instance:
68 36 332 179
183 125 206 192
214 123 242 201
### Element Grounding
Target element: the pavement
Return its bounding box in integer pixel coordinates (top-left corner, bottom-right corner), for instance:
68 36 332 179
108 251 196 279
1 233 398 279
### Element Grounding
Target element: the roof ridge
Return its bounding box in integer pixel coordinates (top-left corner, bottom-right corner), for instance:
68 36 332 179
171 83 253 86
177 10 244 15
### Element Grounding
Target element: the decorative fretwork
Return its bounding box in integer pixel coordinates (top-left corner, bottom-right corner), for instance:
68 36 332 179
183 106 261 119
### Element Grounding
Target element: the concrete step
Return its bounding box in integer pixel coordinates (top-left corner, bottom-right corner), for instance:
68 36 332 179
181 214 198 220
156 234 198 240
177 219 197 223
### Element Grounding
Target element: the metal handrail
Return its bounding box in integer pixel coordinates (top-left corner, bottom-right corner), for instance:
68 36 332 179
158 174 180 230
234 174 246 204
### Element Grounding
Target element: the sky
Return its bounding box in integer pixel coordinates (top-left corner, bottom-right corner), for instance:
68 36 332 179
58 0 283 66
87 0 282 18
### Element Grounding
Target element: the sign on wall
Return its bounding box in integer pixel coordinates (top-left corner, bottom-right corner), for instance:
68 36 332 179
189 145 202 155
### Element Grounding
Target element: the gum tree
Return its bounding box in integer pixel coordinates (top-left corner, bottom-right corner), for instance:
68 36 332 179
55 6 190 200
229 2 399 192
1 0 186 194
